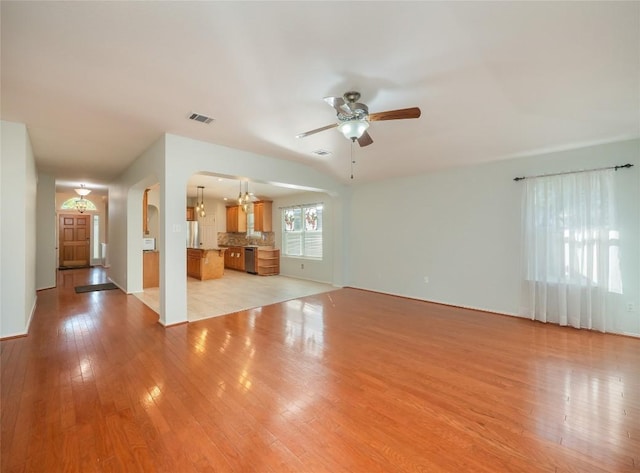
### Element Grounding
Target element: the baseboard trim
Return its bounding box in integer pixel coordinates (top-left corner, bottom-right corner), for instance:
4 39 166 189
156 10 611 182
0 332 28 341
0 296 36 340
159 320 188 328
26 295 37 334
107 278 127 293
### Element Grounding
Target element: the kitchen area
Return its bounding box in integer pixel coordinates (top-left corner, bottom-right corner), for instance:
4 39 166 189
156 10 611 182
142 185 280 288
185 190 280 278
137 178 333 321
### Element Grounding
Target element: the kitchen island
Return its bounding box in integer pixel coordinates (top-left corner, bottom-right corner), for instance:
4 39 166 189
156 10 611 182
187 248 226 280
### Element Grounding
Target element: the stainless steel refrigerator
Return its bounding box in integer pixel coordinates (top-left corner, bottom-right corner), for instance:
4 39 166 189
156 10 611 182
186 221 199 248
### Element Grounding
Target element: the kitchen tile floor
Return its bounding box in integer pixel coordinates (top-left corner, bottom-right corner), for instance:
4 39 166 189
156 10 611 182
134 270 337 322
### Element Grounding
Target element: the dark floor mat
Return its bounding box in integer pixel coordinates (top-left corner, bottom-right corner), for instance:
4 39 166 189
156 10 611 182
74 283 119 293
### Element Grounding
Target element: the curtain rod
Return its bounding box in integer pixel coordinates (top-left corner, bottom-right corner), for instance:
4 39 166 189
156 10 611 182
513 163 634 182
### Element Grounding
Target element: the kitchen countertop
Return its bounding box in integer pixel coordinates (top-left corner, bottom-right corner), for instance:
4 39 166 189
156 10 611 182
218 245 273 249
187 247 227 252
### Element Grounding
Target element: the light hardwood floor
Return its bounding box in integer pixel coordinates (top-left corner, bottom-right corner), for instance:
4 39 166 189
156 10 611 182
1 267 638 472
134 270 336 321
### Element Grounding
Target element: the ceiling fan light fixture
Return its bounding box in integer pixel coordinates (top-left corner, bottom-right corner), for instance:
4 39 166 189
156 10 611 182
338 119 369 141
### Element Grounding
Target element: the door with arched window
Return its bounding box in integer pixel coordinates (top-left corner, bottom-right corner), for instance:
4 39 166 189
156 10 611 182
59 214 90 268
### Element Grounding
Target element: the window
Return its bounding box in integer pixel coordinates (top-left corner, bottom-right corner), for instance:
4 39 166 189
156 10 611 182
282 204 323 258
521 169 622 331
93 215 100 260
60 197 97 212
523 171 620 291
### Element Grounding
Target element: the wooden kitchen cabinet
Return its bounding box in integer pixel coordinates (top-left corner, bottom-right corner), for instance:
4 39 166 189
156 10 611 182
223 246 245 271
143 251 159 288
256 248 279 276
226 206 237 232
186 249 201 278
187 248 225 280
226 206 247 233
253 200 273 232
186 207 196 221
143 189 150 235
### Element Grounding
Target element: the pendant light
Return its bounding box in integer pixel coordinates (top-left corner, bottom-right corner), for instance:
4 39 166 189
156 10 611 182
75 197 88 213
242 182 251 213
196 186 206 218
74 184 91 213
237 181 252 213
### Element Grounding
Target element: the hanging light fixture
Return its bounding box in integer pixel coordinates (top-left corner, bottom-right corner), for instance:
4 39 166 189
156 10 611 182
196 186 206 218
338 119 369 141
75 197 88 213
74 184 91 213
74 184 91 196
237 181 252 212
242 182 251 213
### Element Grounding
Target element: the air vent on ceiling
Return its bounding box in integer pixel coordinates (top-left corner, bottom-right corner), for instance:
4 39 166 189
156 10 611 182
188 112 214 124
312 149 332 156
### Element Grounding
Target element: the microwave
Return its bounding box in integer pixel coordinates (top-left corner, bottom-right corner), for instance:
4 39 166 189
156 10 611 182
142 238 156 251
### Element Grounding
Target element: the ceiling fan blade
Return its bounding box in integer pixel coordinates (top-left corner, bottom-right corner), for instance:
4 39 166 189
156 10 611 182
357 131 373 147
324 96 346 111
368 107 421 121
296 123 338 139
324 96 353 117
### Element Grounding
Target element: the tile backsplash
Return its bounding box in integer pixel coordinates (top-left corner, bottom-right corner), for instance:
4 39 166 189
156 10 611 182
218 232 275 247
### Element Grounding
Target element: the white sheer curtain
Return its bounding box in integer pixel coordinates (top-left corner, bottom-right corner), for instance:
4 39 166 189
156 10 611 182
521 169 621 332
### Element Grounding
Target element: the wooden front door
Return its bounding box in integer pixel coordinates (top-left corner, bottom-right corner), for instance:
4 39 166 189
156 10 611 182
59 214 91 268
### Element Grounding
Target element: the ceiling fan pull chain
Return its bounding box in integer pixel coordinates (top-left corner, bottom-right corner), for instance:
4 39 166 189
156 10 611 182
350 142 355 180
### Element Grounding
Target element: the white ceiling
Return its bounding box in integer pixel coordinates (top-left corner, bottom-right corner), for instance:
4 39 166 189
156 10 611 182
2 1 638 198
186 173 307 202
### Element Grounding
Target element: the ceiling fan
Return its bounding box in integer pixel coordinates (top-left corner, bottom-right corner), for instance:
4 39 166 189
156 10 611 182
296 91 421 147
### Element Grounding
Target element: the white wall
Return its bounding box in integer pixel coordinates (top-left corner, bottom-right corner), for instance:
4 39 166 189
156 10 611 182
36 173 56 289
108 137 163 300
272 191 335 284
349 139 640 336
1 121 37 338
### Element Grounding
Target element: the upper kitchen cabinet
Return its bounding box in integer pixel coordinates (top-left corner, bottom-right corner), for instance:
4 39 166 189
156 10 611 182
143 189 150 235
186 206 196 221
253 201 273 232
226 205 247 233
144 186 160 238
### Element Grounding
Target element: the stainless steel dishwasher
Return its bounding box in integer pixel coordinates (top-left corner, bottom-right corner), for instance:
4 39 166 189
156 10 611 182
244 247 257 274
